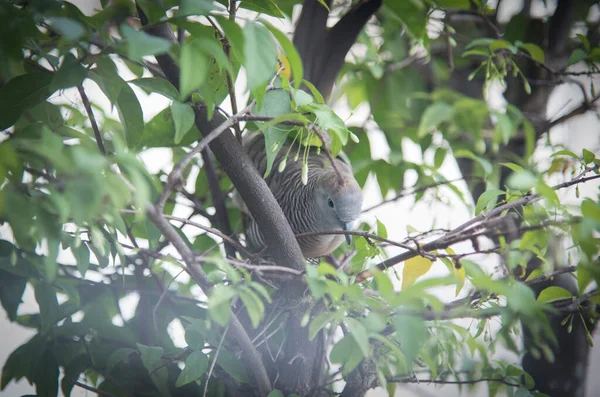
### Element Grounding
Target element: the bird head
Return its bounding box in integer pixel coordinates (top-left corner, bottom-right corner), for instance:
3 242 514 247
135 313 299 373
315 165 363 243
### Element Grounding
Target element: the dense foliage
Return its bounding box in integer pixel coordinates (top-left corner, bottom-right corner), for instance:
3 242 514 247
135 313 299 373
0 0 599 397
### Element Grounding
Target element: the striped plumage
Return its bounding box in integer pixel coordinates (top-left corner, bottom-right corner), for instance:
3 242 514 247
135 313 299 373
239 133 363 258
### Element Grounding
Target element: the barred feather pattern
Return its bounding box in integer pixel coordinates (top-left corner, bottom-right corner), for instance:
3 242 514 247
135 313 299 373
241 133 363 258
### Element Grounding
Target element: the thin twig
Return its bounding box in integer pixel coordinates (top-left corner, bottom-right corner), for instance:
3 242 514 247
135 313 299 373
295 230 426 255
196 255 305 277
121 209 251 257
391 376 520 387
73 380 117 397
523 265 578 286
226 1 242 143
203 323 229 397
77 85 106 155
153 268 185 340
362 177 471 213
356 169 600 281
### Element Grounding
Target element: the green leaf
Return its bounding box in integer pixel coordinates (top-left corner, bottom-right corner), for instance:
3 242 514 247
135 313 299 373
130 78 180 101
267 391 285 397
217 17 245 65
494 112 515 145
568 48 588 66
137 343 164 371
34 281 60 333
171 102 195 144
138 107 199 148
263 22 303 88
402 256 433 288
551 149 579 159
376 218 388 239
302 79 325 104
475 189 504 215
453 150 493 174
345 318 370 358
305 103 349 151
207 285 237 326
393 314 427 363
243 22 277 92
89 57 123 105
583 148 596 164
1 334 45 389
518 43 545 63
119 24 171 62
177 0 214 16
330 335 363 374
0 71 53 130
434 146 446 169
418 102 453 137
0 271 27 321
239 0 284 17
581 199 600 222
61 355 90 397
90 63 144 148
535 181 558 203
175 351 209 387
51 54 87 91
117 83 145 148
490 39 517 53
309 311 335 341
105 347 136 374
238 288 264 328
47 17 86 41
537 286 574 303
254 89 293 177
180 39 209 100
72 243 90 277
216 350 248 383
385 1 427 40
507 170 538 190
34 348 59 397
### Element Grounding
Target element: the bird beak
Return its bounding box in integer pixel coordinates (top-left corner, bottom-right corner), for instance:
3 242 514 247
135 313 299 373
343 222 353 245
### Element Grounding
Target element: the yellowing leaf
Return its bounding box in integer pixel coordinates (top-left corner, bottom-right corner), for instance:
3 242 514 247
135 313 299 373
454 265 465 296
402 256 433 289
278 51 292 80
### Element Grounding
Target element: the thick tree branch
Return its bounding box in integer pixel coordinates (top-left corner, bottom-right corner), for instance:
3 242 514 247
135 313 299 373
293 0 382 100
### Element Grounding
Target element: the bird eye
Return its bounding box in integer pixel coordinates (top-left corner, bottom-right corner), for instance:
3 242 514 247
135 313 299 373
328 198 335 208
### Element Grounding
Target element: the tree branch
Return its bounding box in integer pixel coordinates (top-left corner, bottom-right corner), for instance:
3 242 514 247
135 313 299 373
146 205 272 396
356 169 600 281
77 85 105 155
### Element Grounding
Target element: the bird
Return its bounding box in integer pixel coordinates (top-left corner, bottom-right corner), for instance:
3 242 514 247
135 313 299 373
236 132 363 258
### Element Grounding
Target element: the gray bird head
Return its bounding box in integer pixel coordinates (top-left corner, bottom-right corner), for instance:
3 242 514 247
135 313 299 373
314 164 363 244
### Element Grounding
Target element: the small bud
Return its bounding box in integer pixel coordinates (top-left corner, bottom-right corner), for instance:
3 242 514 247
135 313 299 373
270 143 279 152
294 152 299 161
278 158 287 172
349 131 360 143
302 162 308 185
316 147 321 155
